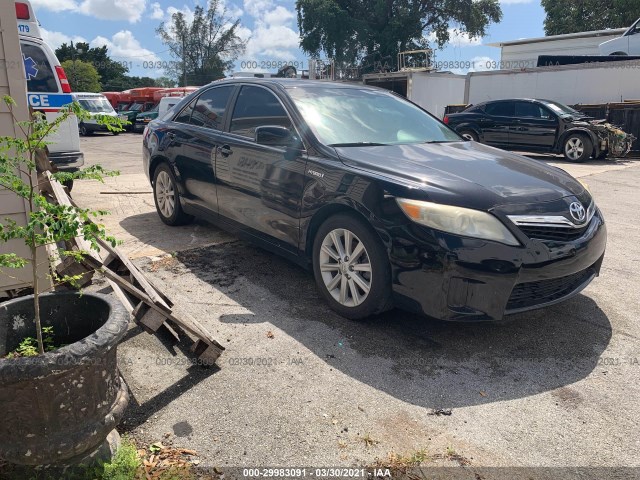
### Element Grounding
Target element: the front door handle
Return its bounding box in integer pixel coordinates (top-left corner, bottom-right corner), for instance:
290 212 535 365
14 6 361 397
218 145 233 157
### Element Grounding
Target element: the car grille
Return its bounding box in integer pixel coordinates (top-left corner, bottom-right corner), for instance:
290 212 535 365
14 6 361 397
518 224 589 242
506 267 596 311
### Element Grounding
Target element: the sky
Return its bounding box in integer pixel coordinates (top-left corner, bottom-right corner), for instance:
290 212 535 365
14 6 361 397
31 0 547 81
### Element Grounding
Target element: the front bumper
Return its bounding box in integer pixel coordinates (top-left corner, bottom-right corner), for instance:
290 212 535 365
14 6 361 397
389 209 607 321
49 151 85 172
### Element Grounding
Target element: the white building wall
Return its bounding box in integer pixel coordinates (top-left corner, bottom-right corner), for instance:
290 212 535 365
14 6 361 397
408 72 467 118
467 61 640 106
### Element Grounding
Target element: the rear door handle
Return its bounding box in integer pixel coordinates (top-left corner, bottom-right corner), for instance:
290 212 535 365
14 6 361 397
218 145 233 157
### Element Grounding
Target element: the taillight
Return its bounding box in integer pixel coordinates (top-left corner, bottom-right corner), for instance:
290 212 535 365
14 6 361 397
443 115 449 125
55 66 72 93
15 2 30 19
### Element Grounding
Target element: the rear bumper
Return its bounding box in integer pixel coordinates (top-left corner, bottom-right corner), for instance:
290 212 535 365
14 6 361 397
390 210 607 321
49 151 84 171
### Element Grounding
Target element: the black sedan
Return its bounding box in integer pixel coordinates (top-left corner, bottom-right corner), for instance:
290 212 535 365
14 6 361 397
142 79 606 321
444 99 608 162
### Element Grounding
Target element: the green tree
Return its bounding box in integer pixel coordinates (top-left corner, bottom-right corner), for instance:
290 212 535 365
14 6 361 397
56 42 129 91
542 0 640 35
156 0 246 86
295 0 502 64
61 59 102 92
155 76 177 88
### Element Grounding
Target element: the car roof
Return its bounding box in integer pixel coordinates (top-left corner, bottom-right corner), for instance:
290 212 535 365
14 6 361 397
207 78 379 90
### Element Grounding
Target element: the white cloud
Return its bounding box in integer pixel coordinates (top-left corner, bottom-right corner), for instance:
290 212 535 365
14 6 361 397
263 5 294 26
91 30 159 62
30 0 78 12
79 0 147 23
166 5 195 23
243 0 273 18
220 0 243 18
239 4 300 62
40 28 86 50
150 2 164 19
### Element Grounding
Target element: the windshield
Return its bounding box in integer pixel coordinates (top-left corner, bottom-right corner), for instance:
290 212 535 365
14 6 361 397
287 86 461 146
128 103 144 112
544 100 582 116
78 98 115 114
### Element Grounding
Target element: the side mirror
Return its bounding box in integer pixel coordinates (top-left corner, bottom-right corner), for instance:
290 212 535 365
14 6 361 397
255 125 297 147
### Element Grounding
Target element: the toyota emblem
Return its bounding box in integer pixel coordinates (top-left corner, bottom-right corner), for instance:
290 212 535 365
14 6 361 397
569 202 586 223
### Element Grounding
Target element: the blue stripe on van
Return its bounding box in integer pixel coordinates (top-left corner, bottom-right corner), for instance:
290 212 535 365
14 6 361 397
28 93 73 109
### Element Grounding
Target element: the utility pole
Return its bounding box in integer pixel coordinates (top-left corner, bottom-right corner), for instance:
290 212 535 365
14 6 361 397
182 35 187 87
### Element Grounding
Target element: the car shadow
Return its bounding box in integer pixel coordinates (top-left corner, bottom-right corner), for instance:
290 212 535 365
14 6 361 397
118 211 235 255
172 241 612 409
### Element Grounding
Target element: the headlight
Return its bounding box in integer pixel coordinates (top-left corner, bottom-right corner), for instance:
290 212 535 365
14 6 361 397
396 198 520 246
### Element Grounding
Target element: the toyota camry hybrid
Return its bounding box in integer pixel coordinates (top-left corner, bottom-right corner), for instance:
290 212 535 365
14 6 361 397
142 79 606 321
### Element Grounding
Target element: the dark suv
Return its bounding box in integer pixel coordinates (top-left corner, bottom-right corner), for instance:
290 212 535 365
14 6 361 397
445 99 615 162
143 80 606 322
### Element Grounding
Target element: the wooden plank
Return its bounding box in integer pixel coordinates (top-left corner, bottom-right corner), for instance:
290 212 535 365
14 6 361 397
191 339 224 365
96 237 174 308
133 302 167 333
84 257 224 352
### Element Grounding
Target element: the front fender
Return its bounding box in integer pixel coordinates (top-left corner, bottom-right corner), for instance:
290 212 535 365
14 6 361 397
557 127 599 151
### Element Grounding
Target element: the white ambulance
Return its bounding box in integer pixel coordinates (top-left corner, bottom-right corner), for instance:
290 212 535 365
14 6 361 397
16 1 84 170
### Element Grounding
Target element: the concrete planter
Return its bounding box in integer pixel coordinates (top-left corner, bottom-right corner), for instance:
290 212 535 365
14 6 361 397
0 292 129 466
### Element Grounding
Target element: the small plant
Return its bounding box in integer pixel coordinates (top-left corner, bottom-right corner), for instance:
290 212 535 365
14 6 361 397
100 438 141 480
0 96 124 355
4 326 56 358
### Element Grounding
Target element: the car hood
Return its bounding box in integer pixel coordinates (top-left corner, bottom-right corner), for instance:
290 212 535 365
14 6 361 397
334 141 586 209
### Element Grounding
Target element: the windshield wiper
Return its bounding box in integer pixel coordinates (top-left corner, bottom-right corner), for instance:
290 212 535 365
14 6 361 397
328 142 387 147
424 140 458 144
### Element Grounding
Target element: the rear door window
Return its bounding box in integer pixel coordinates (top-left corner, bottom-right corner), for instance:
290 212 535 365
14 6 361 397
20 42 58 93
484 102 515 117
190 86 234 130
229 85 292 139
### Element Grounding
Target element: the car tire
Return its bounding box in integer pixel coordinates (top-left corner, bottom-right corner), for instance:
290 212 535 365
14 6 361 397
152 163 194 226
113 131 120 136
312 213 393 320
563 134 592 163
458 130 478 142
79 123 90 136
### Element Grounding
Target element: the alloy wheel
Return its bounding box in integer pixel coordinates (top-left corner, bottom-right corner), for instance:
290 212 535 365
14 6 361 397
319 228 372 307
565 137 584 161
155 170 175 218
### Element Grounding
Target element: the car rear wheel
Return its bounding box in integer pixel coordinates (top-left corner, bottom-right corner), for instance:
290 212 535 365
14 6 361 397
312 213 392 320
459 130 478 142
153 163 194 226
79 123 90 136
563 134 592 163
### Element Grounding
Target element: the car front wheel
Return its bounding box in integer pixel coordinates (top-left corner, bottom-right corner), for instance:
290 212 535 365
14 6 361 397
563 134 592 163
153 163 194 226
459 130 478 142
312 213 392 319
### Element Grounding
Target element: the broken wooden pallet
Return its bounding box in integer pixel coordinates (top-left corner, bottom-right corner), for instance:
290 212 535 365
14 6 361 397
44 172 225 364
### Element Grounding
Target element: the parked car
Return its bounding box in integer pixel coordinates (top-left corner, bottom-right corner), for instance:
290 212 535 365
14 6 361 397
143 79 606 322
134 96 182 133
444 98 632 162
599 18 640 55
72 93 124 136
